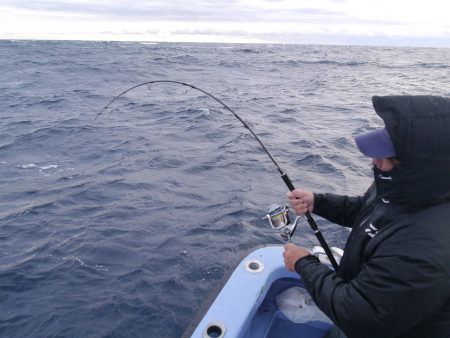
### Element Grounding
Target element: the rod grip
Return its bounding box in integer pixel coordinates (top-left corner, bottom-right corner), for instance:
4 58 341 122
281 172 295 191
315 232 340 271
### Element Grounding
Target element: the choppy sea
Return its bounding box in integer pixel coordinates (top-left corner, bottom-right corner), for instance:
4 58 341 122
1 40 449 337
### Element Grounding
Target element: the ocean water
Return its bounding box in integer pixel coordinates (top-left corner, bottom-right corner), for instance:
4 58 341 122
0 40 449 337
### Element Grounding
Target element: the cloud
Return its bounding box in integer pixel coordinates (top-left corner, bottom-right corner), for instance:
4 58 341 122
1 0 450 47
1 0 342 23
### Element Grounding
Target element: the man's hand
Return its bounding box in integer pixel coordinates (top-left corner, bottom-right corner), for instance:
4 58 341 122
283 243 311 272
287 189 315 215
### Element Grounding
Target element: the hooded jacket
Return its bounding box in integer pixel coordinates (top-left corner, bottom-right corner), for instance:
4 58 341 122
295 96 450 338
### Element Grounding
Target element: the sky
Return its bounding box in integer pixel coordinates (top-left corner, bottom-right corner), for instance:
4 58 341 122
1 0 450 47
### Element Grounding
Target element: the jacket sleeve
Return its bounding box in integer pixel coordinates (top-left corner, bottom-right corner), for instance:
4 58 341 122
295 254 449 338
313 192 365 228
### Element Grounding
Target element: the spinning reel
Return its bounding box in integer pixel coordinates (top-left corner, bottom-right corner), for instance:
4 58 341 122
263 204 303 243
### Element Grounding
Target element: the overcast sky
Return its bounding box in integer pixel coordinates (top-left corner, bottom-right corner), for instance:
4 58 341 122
1 0 450 47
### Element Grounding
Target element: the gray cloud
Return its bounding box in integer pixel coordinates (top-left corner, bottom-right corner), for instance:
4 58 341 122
2 0 346 23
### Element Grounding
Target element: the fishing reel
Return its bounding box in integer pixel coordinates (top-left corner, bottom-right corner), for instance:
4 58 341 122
263 204 303 243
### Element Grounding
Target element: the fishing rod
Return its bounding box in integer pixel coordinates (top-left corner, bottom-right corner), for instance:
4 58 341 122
98 80 339 271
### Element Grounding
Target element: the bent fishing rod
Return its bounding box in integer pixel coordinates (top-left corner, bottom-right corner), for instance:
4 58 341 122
98 80 339 271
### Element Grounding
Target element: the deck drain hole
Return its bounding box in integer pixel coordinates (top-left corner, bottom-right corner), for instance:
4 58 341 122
249 262 260 270
245 259 264 273
204 322 226 338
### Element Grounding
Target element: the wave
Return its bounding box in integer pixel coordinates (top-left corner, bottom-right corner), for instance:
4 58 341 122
273 59 371 67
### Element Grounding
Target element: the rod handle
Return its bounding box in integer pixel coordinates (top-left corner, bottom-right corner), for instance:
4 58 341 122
314 232 340 271
281 171 295 191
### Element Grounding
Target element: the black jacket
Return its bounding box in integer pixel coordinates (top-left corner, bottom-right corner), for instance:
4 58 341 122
295 96 450 338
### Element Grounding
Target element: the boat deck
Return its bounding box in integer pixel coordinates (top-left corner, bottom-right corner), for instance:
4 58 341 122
184 245 332 338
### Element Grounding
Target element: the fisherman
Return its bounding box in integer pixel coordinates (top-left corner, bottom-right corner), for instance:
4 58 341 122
283 95 450 338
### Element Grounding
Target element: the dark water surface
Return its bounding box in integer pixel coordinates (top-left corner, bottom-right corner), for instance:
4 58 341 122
1 40 449 337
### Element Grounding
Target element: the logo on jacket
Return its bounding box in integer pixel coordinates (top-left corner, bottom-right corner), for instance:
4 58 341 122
365 224 379 238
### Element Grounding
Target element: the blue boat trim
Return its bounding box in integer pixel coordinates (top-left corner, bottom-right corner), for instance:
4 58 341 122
183 245 333 338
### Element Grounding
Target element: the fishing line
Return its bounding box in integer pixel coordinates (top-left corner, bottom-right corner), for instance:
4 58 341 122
98 80 339 270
